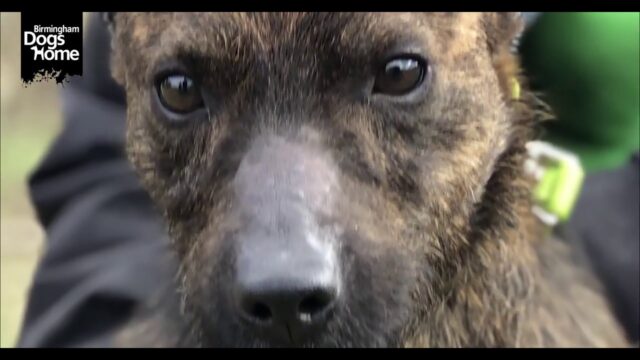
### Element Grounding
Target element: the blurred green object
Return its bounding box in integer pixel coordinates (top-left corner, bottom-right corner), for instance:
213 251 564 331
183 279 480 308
521 12 640 173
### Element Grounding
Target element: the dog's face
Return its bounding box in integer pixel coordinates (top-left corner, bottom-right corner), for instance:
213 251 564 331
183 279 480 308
110 12 524 347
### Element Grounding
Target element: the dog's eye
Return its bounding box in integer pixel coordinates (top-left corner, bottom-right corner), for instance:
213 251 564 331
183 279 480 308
157 74 204 114
373 57 426 96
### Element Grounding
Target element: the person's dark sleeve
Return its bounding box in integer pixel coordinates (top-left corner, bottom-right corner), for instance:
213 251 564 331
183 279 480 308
17 14 175 348
561 153 640 343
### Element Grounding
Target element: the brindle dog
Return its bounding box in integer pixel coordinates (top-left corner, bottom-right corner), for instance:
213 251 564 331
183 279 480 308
106 12 628 347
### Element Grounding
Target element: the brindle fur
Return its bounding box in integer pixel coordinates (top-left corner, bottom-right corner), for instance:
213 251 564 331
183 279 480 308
107 12 628 347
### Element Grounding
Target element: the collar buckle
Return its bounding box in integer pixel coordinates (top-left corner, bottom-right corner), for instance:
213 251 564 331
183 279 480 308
525 141 585 227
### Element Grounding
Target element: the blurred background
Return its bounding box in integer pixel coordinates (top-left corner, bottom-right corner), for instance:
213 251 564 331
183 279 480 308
1 12 63 347
0 12 638 348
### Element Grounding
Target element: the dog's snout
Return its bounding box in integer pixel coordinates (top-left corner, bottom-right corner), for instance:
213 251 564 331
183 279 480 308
231 134 342 345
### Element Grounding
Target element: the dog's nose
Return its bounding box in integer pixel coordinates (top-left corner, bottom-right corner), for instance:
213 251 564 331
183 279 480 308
238 281 338 336
235 234 340 345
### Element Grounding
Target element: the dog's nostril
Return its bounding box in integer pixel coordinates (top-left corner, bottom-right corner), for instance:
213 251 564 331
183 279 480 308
298 289 335 321
249 302 272 322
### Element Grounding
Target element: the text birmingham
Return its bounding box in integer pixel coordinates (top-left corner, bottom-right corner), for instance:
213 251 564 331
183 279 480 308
32 25 80 33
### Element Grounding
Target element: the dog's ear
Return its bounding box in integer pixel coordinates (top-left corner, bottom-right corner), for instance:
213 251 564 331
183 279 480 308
101 12 116 35
100 12 119 54
100 12 126 86
482 12 525 54
482 13 526 102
